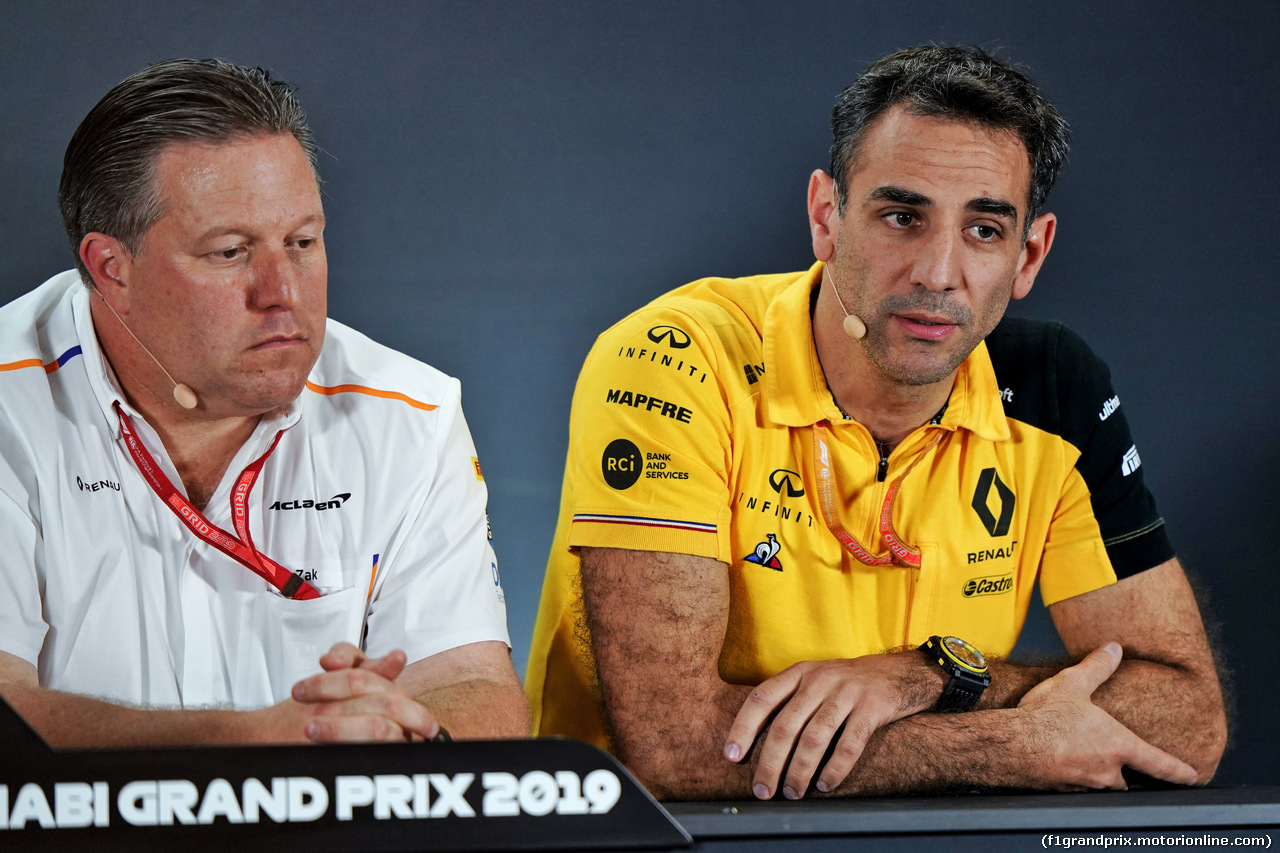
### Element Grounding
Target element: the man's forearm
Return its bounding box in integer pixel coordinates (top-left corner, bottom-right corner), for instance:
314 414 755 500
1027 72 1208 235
417 677 530 739
0 683 300 748
1089 656 1225 778
607 678 760 800
833 654 1221 796
616 682 1047 800
622 650 1211 800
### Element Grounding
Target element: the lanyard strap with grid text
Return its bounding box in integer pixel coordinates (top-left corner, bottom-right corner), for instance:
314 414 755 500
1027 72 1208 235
115 402 319 600
812 420 943 569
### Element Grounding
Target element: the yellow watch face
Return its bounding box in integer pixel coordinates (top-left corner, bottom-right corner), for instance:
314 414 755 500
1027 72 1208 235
942 636 988 673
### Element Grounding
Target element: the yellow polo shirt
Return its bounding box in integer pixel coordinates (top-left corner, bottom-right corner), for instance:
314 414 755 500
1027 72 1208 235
527 264 1172 749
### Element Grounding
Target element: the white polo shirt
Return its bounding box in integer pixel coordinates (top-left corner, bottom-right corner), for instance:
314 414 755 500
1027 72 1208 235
0 271 509 710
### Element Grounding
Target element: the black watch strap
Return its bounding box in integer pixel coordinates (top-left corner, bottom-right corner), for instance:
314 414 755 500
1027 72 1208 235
920 635 991 713
935 666 989 712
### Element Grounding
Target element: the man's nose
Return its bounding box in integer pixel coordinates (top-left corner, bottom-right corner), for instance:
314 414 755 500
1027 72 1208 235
249 247 301 310
910 229 963 292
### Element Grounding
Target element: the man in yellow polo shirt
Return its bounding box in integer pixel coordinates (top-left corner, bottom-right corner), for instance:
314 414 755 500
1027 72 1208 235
527 46 1226 800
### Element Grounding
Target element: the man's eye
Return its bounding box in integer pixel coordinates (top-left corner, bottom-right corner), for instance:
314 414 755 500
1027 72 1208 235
888 212 915 227
212 246 244 260
293 238 315 250
973 225 1000 240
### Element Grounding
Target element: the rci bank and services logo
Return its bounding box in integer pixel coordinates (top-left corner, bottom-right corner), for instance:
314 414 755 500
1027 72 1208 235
601 439 643 490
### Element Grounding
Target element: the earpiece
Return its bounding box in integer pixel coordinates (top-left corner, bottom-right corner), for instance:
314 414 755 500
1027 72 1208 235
824 266 866 341
93 287 199 410
842 313 867 341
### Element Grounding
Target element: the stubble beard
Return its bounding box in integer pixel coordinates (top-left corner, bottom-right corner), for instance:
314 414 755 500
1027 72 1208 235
858 293 978 387
837 258 1004 388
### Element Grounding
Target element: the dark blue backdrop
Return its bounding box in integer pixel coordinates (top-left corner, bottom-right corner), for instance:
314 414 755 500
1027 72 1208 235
2 0 1275 785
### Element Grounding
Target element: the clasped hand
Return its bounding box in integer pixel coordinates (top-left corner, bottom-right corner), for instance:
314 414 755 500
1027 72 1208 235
274 642 443 743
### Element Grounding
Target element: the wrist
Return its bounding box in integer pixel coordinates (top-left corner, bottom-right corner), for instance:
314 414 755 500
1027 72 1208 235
918 636 992 713
891 650 950 716
237 701 306 745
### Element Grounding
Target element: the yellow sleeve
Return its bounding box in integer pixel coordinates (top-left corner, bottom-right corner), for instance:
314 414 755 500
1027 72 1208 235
1037 467 1120 606
564 308 735 563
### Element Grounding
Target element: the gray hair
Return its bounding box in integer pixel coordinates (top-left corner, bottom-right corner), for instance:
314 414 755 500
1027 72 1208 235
59 59 318 281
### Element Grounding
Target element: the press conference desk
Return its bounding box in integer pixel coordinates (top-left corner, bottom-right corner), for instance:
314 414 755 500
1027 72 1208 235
2 696 1274 851
665 787 1280 852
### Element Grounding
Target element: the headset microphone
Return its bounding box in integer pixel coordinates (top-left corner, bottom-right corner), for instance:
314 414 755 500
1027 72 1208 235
93 287 199 410
823 265 866 341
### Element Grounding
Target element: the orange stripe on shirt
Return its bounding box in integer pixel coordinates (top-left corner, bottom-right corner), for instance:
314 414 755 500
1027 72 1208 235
305 380 438 411
0 357 52 374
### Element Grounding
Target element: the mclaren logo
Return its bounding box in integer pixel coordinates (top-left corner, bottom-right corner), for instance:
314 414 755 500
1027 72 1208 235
647 325 691 349
270 493 351 511
971 468 1014 537
768 469 804 498
963 573 1013 597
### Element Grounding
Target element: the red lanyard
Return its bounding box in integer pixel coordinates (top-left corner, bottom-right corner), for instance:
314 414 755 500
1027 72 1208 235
115 403 319 600
812 421 943 569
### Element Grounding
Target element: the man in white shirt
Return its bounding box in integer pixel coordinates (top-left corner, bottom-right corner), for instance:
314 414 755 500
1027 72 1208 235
0 59 528 746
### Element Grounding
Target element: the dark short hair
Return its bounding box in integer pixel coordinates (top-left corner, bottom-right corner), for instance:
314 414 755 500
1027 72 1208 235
829 45 1070 231
59 59 318 281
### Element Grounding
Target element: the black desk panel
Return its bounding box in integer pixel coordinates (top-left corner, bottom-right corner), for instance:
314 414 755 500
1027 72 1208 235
667 789 1280 852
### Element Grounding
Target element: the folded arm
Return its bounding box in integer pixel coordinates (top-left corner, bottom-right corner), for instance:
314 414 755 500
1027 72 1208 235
0 639 529 748
298 640 530 741
825 559 1225 796
580 547 1224 800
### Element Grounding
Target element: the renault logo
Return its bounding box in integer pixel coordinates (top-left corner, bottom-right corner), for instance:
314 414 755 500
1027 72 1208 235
647 325 691 349
971 468 1014 537
768 469 805 498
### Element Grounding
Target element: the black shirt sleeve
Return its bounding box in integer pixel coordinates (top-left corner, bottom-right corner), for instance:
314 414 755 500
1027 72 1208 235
988 318 1175 579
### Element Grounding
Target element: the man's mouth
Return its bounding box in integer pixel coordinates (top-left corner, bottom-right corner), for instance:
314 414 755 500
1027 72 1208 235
893 314 958 340
252 333 305 350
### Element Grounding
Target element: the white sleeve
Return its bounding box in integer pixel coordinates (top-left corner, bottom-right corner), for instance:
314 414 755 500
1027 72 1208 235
0 479 47 667
361 380 510 663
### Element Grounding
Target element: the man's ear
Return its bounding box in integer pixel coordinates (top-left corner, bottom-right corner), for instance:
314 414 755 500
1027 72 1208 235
807 170 840 263
1012 212 1057 301
79 232 134 310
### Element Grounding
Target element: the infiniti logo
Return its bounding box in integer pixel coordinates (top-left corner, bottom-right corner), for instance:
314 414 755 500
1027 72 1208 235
768 469 805 498
647 325 691 349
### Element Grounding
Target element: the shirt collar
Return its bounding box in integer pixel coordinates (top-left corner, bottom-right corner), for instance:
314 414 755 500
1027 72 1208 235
760 262 1009 442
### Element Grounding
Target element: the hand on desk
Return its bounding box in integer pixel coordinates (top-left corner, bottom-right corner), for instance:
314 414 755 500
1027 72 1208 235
285 642 445 743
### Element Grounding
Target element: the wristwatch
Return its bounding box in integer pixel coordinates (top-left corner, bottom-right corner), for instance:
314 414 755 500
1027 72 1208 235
919 635 991 712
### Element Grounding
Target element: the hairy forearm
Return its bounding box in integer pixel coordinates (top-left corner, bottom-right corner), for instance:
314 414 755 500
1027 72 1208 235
0 683 299 748
832 706 1041 795
606 676 759 800
1090 657 1225 779
614 656 1038 800
622 652 1217 800
832 656 1224 796
418 678 530 739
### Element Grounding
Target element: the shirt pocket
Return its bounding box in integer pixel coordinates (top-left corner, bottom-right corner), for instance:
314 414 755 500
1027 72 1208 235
231 555 372 706
275 555 361 596
904 542 942 646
